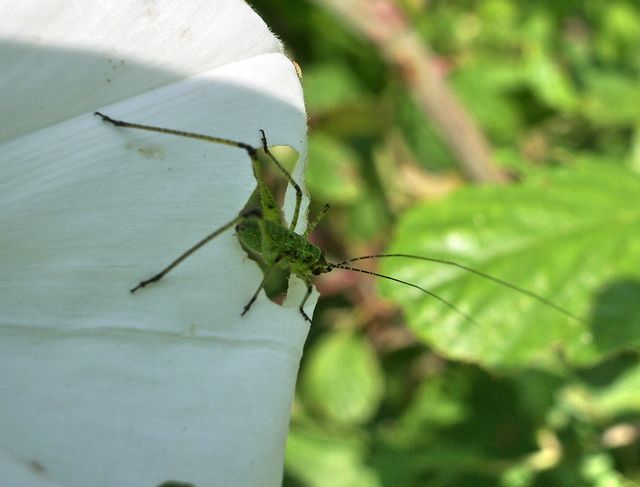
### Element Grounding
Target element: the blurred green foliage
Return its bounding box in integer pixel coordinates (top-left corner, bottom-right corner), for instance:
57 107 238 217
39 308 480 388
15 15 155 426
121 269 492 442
249 0 640 485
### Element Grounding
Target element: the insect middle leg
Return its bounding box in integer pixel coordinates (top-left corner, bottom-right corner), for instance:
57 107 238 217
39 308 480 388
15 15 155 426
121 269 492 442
241 263 277 316
298 278 314 323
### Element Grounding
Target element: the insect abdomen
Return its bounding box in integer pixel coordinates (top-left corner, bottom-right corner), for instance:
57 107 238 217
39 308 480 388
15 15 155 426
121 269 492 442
237 218 322 265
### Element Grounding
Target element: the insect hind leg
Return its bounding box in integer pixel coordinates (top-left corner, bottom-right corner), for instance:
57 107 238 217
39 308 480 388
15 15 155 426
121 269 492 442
95 112 257 154
259 129 303 231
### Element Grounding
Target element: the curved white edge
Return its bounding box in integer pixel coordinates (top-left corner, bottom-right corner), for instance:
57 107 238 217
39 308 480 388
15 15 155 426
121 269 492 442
0 0 283 142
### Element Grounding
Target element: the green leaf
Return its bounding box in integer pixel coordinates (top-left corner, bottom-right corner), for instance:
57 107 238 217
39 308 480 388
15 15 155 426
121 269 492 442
379 162 640 369
302 63 364 113
306 133 362 204
524 47 578 111
285 425 381 487
591 363 640 417
301 330 384 424
451 63 523 143
580 70 640 127
390 375 470 446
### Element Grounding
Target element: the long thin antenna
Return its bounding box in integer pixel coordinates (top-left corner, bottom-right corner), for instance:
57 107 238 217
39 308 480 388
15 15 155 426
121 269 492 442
328 263 481 327
334 253 583 323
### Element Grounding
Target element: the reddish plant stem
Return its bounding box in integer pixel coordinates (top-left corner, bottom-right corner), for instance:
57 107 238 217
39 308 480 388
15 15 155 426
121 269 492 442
313 0 507 183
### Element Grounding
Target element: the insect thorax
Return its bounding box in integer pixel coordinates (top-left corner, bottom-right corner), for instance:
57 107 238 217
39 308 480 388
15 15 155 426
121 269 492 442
236 218 326 273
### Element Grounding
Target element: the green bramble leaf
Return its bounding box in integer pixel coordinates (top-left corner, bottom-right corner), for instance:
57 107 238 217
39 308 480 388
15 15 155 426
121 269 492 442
380 162 640 369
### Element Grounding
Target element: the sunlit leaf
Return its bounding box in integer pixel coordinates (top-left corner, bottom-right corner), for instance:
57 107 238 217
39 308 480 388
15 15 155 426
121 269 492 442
380 162 640 369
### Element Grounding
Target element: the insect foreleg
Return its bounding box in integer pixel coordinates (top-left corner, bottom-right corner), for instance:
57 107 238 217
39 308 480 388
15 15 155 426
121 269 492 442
304 204 330 238
130 215 242 293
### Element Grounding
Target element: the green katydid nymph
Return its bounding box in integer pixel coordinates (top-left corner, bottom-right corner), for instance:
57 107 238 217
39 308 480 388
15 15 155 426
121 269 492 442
94 112 581 326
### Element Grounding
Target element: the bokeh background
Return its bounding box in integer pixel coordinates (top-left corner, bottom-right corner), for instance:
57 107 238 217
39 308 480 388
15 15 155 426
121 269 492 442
249 1 640 485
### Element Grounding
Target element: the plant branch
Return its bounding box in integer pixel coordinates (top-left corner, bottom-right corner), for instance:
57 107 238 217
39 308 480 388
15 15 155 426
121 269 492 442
312 0 507 183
